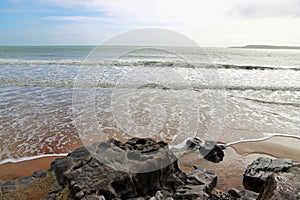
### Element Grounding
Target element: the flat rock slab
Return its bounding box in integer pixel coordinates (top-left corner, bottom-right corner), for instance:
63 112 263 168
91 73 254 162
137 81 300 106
0 172 36 195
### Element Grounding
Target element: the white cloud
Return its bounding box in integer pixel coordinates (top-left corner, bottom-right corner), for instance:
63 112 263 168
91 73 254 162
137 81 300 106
177 16 300 46
44 16 112 23
41 0 233 23
231 0 300 17
9 0 300 46
40 0 300 20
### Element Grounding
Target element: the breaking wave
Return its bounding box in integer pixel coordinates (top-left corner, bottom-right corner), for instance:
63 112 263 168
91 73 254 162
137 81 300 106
1 58 300 71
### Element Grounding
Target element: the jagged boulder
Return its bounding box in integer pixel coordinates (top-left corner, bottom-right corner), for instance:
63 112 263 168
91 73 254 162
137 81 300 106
257 166 300 200
243 157 295 193
48 138 219 200
243 157 300 199
186 138 225 163
212 188 258 200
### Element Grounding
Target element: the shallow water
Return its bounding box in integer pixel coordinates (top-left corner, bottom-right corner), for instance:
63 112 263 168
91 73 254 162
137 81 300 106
0 46 299 161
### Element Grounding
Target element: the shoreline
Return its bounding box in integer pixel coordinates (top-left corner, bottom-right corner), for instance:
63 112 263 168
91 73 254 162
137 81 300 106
1 134 299 166
230 135 300 163
0 153 68 165
0 156 63 183
1 135 299 189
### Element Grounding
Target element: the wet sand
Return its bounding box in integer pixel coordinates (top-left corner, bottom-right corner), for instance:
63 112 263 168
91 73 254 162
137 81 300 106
0 156 62 183
230 135 300 163
0 136 299 191
178 135 300 191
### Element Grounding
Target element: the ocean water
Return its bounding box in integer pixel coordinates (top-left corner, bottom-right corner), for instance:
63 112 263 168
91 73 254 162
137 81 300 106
0 46 299 162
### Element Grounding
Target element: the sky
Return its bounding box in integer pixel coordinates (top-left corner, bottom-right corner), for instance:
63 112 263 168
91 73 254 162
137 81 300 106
1 0 300 47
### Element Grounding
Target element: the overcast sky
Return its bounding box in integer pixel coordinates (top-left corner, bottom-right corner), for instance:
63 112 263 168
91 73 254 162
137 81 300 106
1 0 300 46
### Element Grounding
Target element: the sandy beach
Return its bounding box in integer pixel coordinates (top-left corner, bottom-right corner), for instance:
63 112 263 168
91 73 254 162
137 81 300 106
176 136 298 192
0 156 63 183
1 135 299 193
230 135 300 163
1 0 300 198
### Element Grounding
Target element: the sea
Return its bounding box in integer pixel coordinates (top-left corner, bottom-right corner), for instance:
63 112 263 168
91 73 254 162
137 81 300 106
0 46 299 163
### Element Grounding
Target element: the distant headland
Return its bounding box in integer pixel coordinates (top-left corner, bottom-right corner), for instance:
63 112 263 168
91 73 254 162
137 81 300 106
229 45 300 50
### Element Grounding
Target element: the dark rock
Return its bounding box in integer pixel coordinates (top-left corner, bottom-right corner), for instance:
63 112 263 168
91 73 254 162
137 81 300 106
173 185 210 199
227 188 241 198
212 189 258 200
14 175 33 187
32 170 48 178
149 191 164 200
228 189 258 200
123 138 161 153
155 191 164 200
48 137 221 200
185 138 225 163
243 157 295 193
237 189 259 200
186 138 204 150
186 167 217 193
42 193 57 200
296 192 300 199
127 197 146 200
49 157 70 185
84 194 106 200
49 185 64 194
1 180 16 194
199 141 225 163
75 190 85 199
49 138 183 199
0 170 53 196
0 176 34 194
49 146 93 185
258 166 300 200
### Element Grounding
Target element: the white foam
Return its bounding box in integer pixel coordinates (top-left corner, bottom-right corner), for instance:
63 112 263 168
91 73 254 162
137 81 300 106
0 153 68 165
225 133 300 147
0 58 81 66
1 133 300 165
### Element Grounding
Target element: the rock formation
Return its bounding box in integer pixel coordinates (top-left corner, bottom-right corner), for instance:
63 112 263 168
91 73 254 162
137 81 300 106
45 138 223 200
243 157 300 199
3 138 300 199
243 157 295 192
